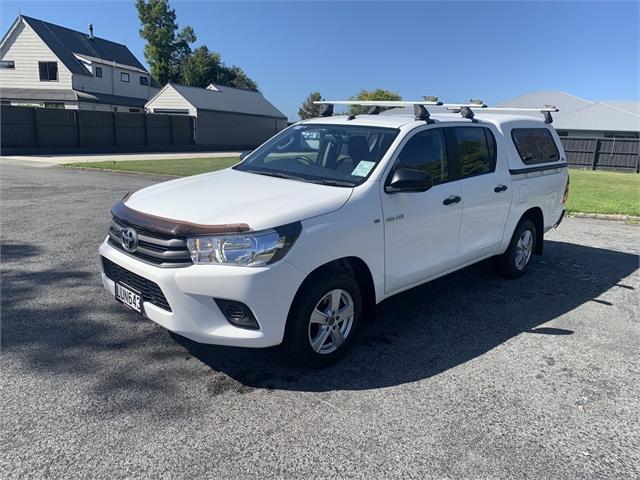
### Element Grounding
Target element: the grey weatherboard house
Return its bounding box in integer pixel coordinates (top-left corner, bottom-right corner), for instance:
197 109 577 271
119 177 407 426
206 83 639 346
145 83 288 148
0 15 158 111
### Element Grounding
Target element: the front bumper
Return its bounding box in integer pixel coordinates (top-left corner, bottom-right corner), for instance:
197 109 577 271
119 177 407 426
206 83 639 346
99 240 305 347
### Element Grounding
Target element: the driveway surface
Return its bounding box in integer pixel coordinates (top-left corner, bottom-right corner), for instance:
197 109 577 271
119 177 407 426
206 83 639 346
1 160 639 479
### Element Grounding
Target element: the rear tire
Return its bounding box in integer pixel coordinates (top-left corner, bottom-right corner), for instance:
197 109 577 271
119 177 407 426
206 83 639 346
285 271 362 368
496 219 537 279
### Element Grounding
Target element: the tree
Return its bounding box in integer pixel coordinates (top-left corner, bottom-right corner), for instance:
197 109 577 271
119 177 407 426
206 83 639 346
137 0 259 91
298 92 323 119
223 65 259 91
179 46 222 87
136 0 195 85
179 47 259 91
348 88 402 115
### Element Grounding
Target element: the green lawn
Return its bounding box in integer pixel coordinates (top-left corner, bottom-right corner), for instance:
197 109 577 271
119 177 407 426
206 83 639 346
65 156 239 176
566 169 640 217
66 158 639 216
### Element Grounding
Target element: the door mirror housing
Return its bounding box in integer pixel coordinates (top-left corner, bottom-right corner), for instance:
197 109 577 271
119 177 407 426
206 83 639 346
386 168 434 193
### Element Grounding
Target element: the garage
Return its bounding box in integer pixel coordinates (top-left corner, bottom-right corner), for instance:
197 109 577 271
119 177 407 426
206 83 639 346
145 83 288 148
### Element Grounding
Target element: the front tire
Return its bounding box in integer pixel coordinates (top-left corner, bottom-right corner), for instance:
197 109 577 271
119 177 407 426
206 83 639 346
285 271 362 368
497 219 537 279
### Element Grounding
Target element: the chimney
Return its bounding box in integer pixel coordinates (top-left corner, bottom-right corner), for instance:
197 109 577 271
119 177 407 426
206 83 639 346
88 24 94 40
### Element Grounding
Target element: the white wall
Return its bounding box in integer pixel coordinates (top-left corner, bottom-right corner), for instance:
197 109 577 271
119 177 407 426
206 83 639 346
72 61 157 100
0 19 72 90
145 85 196 115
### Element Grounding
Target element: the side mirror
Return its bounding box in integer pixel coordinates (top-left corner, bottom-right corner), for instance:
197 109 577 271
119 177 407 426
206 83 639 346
239 150 252 161
385 168 433 193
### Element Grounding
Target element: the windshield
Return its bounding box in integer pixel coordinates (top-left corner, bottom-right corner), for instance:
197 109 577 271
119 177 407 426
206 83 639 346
234 124 399 187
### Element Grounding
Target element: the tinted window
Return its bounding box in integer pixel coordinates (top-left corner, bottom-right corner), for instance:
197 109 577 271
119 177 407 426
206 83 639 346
394 129 448 184
512 128 560 165
454 127 495 178
139 76 148 85
38 62 58 81
95 66 102 78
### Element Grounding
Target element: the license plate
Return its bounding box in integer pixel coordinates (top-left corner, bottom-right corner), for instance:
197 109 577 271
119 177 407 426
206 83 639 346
115 282 142 314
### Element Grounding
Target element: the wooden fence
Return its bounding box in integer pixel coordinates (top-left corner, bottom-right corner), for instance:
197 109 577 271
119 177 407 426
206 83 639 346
1 105 194 152
560 137 639 172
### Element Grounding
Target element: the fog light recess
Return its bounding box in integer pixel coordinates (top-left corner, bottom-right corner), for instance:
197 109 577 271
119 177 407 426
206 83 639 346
214 299 260 330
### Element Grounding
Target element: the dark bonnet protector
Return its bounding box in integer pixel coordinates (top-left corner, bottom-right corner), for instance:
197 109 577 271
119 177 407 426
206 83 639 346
111 201 251 237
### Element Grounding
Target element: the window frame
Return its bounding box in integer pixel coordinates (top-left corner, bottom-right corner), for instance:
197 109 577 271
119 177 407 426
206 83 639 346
511 128 560 165
120 72 130 83
446 125 498 180
38 61 58 81
384 126 455 190
95 66 103 78
139 76 148 86
0 60 15 69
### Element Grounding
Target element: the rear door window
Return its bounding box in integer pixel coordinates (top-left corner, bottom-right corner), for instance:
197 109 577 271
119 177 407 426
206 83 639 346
452 127 496 178
511 128 560 165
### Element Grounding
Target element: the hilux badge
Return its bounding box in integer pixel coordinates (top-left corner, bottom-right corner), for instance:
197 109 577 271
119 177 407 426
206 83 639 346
121 228 138 252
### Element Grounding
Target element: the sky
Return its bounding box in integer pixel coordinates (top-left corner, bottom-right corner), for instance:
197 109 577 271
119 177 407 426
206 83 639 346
1 0 638 120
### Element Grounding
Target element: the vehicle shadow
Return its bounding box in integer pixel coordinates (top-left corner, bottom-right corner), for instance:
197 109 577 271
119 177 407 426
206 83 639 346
2 238 637 404
174 239 638 392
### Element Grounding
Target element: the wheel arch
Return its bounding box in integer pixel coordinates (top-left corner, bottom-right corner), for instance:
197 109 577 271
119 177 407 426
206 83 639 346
286 257 377 333
520 206 544 254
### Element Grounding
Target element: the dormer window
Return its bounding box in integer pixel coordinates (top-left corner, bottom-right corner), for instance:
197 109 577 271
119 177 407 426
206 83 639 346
95 66 102 77
38 61 58 81
139 76 148 86
120 72 130 82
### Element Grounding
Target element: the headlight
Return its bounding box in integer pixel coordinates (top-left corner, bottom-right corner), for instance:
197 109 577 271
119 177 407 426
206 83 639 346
186 222 301 266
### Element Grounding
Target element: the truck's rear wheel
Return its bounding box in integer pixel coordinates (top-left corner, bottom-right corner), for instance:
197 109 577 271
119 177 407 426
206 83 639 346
497 219 537 279
285 271 362 368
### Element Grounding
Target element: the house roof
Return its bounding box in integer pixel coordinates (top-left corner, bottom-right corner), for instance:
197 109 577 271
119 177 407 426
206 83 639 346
599 101 640 116
16 15 148 76
0 87 147 107
496 90 594 113
158 83 286 119
552 102 640 133
497 90 640 132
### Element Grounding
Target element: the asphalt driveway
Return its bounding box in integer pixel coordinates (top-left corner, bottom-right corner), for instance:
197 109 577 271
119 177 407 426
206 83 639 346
1 159 639 479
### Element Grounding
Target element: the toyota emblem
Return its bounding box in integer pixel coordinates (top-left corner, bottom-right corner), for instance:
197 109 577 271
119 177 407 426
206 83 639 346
121 228 138 252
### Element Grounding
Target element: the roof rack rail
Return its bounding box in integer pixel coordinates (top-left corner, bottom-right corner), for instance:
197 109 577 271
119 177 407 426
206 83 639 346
446 105 559 123
312 100 560 123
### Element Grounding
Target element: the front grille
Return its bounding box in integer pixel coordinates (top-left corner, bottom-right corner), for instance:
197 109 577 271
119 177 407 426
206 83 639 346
101 257 172 312
107 216 192 267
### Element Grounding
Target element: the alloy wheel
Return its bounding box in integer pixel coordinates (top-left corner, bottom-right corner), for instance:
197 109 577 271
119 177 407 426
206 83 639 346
307 289 355 354
515 229 533 270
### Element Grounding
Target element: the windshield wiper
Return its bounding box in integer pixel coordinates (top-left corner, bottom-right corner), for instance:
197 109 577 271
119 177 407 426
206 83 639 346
309 179 355 187
243 169 354 187
243 170 306 182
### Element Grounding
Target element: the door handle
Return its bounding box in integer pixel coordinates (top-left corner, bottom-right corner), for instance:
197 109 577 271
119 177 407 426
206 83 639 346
494 184 508 193
443 195 461 206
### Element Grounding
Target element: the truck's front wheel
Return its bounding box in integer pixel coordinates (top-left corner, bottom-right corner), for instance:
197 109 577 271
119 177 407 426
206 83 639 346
497 219 537 279
285 271 362 368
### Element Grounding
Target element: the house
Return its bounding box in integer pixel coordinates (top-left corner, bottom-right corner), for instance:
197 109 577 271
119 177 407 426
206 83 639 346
0 15 158 112
146 83 287 147
496 91 640 139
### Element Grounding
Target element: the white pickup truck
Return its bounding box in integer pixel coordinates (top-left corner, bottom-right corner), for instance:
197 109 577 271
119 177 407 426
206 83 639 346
99 100 569 367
